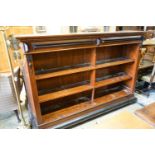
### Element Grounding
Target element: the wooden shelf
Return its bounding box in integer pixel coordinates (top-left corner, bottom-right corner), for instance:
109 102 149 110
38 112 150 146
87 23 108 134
39 85 93 103
35 59 133 80
41 89 131 128
96 58 134 69
95 74 132 88
36 66 94 80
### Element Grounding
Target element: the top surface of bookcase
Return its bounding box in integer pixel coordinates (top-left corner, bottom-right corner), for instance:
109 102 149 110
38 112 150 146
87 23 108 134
16 31 145 42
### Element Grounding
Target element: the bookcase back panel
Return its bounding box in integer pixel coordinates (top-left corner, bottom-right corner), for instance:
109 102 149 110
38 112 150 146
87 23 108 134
96 66 125 82
33 48 91 74
122 44 140 58
37 71 91 95
96 46 123 63
94 82 125 98
96 44 139 64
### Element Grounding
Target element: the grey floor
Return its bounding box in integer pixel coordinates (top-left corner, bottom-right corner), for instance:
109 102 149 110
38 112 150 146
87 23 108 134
0 105 29 129
0 90 155 129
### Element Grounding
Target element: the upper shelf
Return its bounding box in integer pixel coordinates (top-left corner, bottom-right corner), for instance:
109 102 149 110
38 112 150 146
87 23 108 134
35 66 94 80
96 58 134 69
35 58 134 80
95 74 132 88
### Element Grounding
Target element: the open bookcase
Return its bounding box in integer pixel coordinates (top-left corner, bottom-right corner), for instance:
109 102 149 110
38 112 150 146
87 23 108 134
16 32 144 128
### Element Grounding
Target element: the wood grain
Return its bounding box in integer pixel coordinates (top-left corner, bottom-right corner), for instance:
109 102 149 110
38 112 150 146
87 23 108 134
36 66 94 80
39 85 93 103
135 102 155 127
96 58 134 69
95 74 132 88
41 89 131 128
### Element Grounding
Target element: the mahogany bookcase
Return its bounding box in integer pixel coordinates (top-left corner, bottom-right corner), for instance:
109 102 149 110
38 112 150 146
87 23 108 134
16 31 144 128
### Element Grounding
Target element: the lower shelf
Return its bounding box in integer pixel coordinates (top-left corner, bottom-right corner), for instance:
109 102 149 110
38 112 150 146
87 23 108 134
39 89 133 128
39 85 93 103
95 74 131 88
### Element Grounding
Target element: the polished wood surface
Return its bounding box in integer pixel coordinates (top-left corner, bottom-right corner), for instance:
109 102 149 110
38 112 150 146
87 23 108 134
39 85 93 103
96 58 134 69
135 102 155 127
16 31 144 42
36 66 93 80
95 74 131 88
17 32 144 128
91 111 152 129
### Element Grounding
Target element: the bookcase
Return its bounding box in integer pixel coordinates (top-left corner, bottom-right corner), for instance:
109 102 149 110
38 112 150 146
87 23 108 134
16 32 144 128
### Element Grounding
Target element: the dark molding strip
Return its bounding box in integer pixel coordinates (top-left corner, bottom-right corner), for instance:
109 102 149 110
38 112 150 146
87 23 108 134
46 96 137 129
56 97 137 129
32 39 97 49
31 36 143 49
101 36 143 42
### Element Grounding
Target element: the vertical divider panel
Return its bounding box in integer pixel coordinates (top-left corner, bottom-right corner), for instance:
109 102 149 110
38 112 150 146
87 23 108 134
90 48 96 102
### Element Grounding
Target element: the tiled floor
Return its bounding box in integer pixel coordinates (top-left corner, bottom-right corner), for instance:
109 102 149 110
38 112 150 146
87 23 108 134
0 90 155 129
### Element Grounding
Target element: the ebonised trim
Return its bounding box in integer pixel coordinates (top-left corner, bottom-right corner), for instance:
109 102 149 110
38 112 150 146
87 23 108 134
101 36 143 42
32 39 97 49
50 96 137 129
31 36 143 49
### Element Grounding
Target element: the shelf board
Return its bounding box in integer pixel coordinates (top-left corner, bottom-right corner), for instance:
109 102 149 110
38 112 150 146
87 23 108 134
36 66 94 80
41 89 131 128
35 59 133 80
95 74 132 88
96 58 134 69
39 85 93 103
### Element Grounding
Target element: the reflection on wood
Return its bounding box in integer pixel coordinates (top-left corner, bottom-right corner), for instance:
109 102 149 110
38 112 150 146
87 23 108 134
39 85 93 103
38 80 90 95
96 58 134 69
95 74 131 88
35 63 90 75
